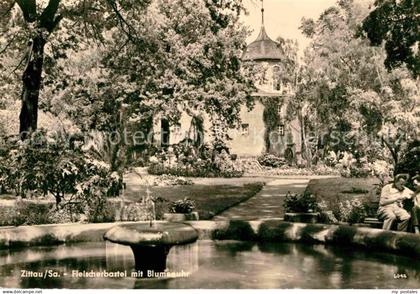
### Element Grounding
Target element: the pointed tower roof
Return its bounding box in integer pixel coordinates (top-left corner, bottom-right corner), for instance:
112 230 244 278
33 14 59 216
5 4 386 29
242 0 283 62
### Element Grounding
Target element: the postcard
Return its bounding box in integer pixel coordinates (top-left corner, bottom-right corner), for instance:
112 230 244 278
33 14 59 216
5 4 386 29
0 0 419 292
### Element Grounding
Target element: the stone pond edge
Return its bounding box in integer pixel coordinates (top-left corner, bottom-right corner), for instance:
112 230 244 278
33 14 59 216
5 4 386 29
0 219 419 257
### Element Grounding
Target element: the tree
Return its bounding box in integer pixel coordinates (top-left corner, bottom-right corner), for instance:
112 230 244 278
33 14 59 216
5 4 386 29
143 0 254 130
274 37 299 87
295 0 376 164
361 0 419 77
32 0 254 172
295 0 419 169
0 0 151 138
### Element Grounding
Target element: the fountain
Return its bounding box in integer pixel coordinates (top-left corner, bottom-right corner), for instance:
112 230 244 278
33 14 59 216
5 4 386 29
104 187 199 274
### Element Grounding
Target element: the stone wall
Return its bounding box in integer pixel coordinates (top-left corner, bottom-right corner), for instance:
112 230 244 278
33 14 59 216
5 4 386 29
1 219 419 257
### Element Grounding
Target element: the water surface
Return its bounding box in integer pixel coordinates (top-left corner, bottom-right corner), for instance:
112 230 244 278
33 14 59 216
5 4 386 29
0 240 418 289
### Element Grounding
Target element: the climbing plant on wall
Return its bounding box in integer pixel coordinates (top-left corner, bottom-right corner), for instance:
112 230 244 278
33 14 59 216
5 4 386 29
261 97 283 154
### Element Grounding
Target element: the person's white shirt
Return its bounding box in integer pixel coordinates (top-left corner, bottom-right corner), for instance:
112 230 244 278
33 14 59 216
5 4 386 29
414 192 420 206
379 183 414 208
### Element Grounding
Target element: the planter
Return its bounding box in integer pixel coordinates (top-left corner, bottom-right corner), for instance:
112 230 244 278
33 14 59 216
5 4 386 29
163 212 199 222
284 212 319 224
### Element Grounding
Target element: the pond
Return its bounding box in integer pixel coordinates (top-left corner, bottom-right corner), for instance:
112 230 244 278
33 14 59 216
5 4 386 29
0 240 418 289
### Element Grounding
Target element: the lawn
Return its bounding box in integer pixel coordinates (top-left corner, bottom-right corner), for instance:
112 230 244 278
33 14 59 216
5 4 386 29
0 181 265 225
123 183 265 220
306 177 381 215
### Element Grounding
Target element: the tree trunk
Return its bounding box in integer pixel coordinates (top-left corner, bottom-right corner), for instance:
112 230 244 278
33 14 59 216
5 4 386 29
300 114 312 168
19 34 46 139
382 138 400 176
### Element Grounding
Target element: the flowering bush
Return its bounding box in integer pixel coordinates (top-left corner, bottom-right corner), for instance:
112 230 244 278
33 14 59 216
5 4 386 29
283 190 317 213
324 151 338 167
257 153 287 168
338 152 357 169
337 152 370 178
369 160 393 184
336 199 368 224
148 144 244 178
170 198 195 213
0 129 122 223
213 150 244 178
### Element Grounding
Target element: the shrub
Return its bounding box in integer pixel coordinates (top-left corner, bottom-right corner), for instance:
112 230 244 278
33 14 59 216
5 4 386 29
147 146 244 178
87 202 116 223
47 208 74 224
283 190 317 213
0 130 122 223
1 201 55 226
324 151 338 167
153 196 170 220
336 199 369 224
369 160 393 185
212 220 256 241
338 152 371 178
170 198 195 213
348 166 371 178
258 153 287 168
0 200 117 226
395 141 420 188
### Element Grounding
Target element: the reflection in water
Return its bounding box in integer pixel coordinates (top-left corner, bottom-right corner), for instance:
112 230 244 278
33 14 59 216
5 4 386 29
0 241 418 289
104 241 199 275
105 242 134 271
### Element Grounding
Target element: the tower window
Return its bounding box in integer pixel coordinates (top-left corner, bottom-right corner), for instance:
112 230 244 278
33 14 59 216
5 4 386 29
277 104 283 115
161 119 170 147
241 123 250 136
173 123 181 135
278 124 285 137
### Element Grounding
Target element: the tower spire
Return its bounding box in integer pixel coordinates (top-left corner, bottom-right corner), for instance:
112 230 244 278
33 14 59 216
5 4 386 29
255 0 269 41
261 0 265 27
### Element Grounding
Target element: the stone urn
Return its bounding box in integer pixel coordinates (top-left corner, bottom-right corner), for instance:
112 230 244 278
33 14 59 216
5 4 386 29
284 212 320 224
163 212 199 222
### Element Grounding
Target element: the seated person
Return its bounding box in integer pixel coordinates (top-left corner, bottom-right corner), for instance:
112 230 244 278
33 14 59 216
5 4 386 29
377 174 414 231
411 175 420 234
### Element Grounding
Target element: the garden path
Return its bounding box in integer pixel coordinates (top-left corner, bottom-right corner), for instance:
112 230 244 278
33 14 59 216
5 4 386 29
123 170 335 220
213 176 333 221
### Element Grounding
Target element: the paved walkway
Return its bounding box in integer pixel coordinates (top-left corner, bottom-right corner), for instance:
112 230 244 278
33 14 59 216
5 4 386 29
123 170 335 221
213 177 325 221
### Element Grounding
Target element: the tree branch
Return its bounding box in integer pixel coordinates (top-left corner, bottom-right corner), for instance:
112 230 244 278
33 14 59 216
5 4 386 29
39 0 62 32
1 0 16 18
105 0 138 43
382 136 398 165
16 0 37 22
0 33 17 56
8 51 27 75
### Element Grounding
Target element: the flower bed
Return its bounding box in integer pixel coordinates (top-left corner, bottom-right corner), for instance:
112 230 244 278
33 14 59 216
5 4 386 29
306 177 381 224
257 154 287 168
137 174 193 187
1 183 265 225
147 145 244 178
247 165 340 176
0 197 126 226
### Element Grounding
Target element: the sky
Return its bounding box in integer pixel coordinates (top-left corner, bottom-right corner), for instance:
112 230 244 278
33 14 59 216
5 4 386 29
241 0 338 56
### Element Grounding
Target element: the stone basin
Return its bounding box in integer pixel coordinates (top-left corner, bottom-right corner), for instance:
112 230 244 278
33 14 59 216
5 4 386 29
103 223 198 274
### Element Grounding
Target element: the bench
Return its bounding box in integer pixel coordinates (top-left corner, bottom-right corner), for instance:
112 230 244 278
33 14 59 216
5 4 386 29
363 217 383 229
363 217 400 230
363 199 414 230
